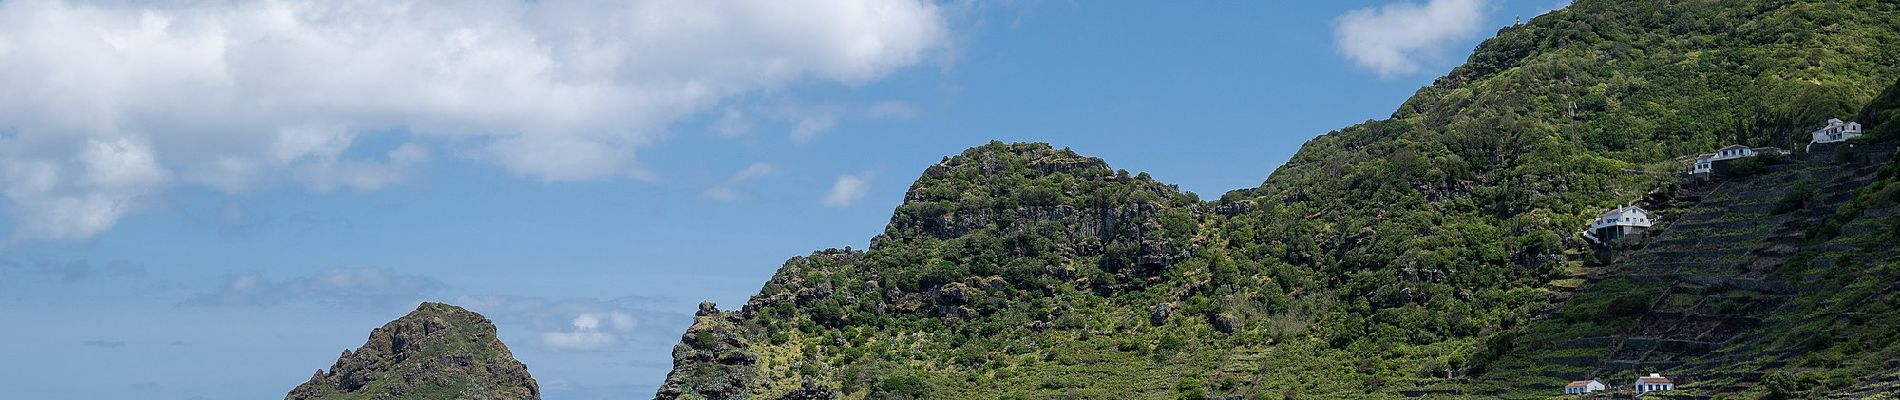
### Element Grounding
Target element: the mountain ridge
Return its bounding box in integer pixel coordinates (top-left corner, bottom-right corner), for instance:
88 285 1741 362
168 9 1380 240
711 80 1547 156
658 0 1900 398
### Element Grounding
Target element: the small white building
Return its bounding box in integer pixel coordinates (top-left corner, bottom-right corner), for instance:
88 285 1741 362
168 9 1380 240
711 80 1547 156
1588 204 1653 243
1565 379 1606 394
1808 118 1865 152
1688 154 1715 176
1812 118 1864 145
1693 145 1787 177
1635 373 1675 394
1711 144 1757 161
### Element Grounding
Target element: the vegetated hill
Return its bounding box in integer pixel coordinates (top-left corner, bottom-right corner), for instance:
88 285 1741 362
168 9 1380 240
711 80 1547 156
287 302 539 400
658 1 1900 399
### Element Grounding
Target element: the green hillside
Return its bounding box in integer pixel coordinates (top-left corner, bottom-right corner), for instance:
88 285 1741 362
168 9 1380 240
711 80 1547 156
657 1 1900 399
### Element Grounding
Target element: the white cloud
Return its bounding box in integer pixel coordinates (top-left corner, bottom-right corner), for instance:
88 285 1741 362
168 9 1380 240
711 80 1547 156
536 311 640 350
452 295 689 352
728 99 917 143
712 108 753 138
822 172 873 207
3 137 170 240
1333 0 1490 77
295 143 430 192
789 115 841 143
702 162 775 202
185 267 445 310
541 330 616 350
0 0 949 240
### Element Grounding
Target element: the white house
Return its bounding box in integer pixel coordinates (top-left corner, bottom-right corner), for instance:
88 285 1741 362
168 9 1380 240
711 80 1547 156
1635 373 1675 394
1811 118 1864 145
1688 154 1715 176
1565 379 1606 394
1711 144 1757 161
1588 204 1653 243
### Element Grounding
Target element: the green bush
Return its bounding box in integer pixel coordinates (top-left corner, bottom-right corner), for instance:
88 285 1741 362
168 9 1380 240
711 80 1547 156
875 371 930 398
1774 180 1819 214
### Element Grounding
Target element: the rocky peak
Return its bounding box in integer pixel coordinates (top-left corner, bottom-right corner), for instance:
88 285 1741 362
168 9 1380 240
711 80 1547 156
285 302 538 400
654 308 764 400
912 142 1113 185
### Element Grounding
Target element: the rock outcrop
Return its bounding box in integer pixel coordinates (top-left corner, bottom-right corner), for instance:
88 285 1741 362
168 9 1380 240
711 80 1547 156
286 302 538 400
654 301 762 400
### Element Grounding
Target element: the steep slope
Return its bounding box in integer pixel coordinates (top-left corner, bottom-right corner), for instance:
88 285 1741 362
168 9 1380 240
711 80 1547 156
1232 0 1900 352
659 0 1900 398
287 302 539 400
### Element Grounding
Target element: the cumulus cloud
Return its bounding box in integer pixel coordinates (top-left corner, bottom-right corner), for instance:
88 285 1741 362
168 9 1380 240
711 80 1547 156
822 172 873 207
454 294 688 352
0 0 949 240
1333 0 1490 77
185 267 445 310
703 162 775 202
3 137 170 240
538 312 639 350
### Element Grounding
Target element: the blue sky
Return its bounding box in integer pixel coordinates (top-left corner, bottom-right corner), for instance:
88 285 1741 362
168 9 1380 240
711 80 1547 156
0 0 1567 399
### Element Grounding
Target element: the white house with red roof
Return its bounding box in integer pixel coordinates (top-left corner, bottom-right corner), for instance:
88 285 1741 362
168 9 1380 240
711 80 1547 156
1564 379 1606 394
1635 373 1674 394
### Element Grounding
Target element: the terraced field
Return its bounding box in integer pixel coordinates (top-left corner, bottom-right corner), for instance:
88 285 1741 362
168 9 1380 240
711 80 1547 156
1469 144 1897 399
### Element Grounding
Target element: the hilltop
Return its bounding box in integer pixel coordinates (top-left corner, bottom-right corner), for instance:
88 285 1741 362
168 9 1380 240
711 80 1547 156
287 302 539 400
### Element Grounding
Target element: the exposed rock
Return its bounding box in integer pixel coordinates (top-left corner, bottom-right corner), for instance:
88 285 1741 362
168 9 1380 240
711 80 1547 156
1149 303 1173 326
772 379 840 400
654 313 760 400
285 302 538 400
794 283 834 306
1213 313 1242 334
697 301 719 316
936 282 973 305
979 275 1008 291
1025 320 1051 332
1046 264 1076 280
